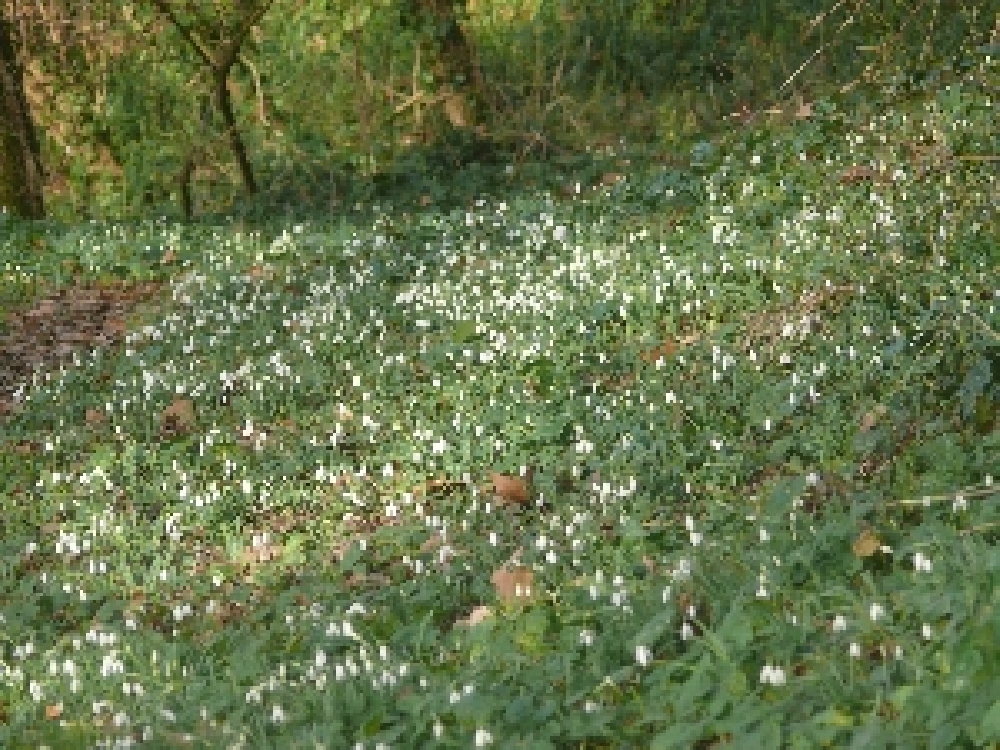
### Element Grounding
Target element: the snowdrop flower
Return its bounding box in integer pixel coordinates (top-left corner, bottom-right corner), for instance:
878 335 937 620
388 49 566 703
913 552 932 573
832 615 847 633
635 645 652 667
759 664 786 686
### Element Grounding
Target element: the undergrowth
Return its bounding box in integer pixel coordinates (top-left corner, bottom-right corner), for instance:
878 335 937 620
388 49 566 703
0 44 997 750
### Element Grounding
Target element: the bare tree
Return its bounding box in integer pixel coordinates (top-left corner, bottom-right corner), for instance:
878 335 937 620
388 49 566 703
148 0 274 209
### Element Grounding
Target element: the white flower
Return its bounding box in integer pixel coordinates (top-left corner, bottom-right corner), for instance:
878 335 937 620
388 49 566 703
922 624 933 640
832 615 847 633
913 552 932 573
869 603 885 622
475 728 493 746
635 645 652 667
759 664 786 686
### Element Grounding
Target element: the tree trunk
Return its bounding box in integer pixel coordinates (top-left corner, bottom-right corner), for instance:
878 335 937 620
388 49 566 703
0 11 45 220
150 0 270 209
407 0 485 118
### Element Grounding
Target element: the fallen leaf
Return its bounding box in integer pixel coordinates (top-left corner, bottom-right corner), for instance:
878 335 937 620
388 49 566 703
14 440 38 455
852 528 882 558
859 403 887 432
85 408 106 426
161 247 177 265
247 264 271 280
236 541 284 581
160 398 196 435
103 316 128 336
492 565 535 604
640 338 676 364
456 605 494 628
443 92 470 128
45 703 62 720
839 165 886 185
421 533 444 553
487 472 530 506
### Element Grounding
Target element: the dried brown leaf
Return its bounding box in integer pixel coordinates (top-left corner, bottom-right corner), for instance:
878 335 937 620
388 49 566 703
852 528 882 558
456 605 494 628
640 338 676 364
487 472 530 506
161 398 196 435
492 565 535 604
859 404 887 432
443 92 470 128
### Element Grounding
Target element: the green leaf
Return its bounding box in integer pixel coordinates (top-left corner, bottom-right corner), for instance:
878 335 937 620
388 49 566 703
816 709 854 727
979 700 1000 740
723 668 747 697
766 475 807 517
340 541 363 573
632 609 673 650
451 319 480 343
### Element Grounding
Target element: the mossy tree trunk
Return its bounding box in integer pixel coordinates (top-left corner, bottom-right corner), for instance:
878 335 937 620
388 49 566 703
0 11 45 220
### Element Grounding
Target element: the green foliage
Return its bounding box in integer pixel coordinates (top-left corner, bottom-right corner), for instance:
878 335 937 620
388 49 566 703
1 5 998 748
